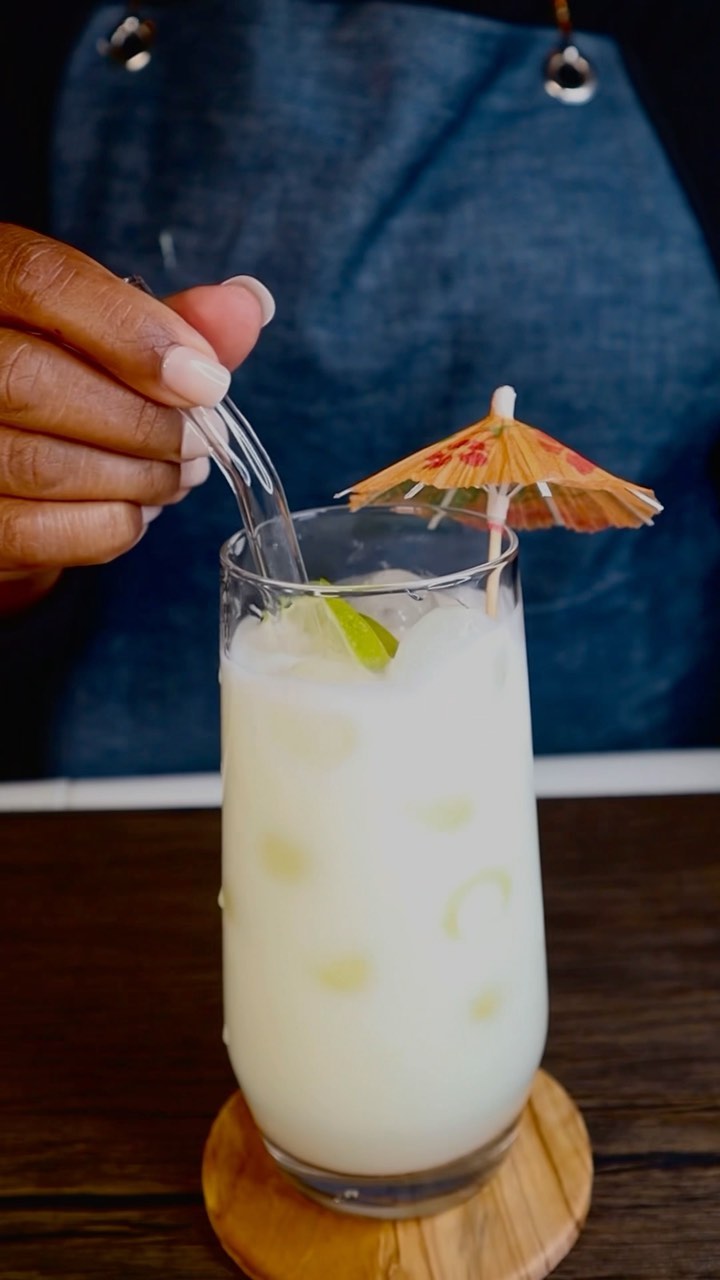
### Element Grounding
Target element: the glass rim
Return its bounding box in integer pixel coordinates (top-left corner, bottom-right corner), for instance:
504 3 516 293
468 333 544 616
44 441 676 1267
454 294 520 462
220 503 519 595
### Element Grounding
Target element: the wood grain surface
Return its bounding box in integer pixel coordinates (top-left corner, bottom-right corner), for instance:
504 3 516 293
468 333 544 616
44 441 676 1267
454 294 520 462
1 795 719 1278
202 1071 592 1280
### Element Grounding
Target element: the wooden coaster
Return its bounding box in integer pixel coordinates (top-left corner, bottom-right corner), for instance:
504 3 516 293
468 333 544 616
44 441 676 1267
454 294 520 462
202 1069 592 1280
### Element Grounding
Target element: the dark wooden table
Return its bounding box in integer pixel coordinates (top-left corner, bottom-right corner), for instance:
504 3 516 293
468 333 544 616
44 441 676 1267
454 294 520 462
1 797 719 1279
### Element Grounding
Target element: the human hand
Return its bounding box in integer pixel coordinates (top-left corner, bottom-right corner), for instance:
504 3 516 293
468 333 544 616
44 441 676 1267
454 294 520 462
0 224 272 614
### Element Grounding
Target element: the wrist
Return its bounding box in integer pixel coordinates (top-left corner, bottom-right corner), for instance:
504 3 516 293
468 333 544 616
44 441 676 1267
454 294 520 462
0 569 63 617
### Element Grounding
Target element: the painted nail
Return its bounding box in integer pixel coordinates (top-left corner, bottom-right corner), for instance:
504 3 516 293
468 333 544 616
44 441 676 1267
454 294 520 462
161 346 231 406
180 421 210 459
180 456 211 488
180 412 227 459
221 275 276 326
141 505 163 524
167 488 190 505
130 524 149 550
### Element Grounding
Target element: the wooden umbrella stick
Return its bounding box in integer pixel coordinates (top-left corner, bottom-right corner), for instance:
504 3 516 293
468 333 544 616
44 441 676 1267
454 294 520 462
488 521 503 564
485 489 510 617
486 523 503 617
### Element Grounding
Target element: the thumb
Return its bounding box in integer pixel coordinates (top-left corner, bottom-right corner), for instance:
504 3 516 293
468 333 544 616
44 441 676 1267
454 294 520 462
163 277 275 371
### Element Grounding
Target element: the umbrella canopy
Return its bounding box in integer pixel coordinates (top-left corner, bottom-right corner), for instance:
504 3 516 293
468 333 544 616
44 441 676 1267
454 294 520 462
341 386 663 532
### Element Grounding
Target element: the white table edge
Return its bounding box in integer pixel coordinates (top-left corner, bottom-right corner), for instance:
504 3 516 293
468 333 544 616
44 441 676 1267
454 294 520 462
0 751 718 813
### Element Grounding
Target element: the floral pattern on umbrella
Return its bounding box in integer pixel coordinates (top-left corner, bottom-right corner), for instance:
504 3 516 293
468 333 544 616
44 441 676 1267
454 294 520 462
341 387 662 540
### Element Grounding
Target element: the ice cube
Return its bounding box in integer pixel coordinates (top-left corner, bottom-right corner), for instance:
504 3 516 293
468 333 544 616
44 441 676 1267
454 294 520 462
231 603 354 672
434 583 483 610
341 568 437 637
389 603 496 686
230 615 303 674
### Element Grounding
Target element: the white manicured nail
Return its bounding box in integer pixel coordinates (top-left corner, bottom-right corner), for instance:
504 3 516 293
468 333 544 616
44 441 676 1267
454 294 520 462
181 413 227 458
130 524 149 549
180 421 210 459
161 346 231 406
221 275 276 326
141 505 163 524
180 456 211 488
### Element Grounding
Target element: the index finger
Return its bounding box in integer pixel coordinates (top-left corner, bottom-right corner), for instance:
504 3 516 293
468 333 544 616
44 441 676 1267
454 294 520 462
0 224 243 407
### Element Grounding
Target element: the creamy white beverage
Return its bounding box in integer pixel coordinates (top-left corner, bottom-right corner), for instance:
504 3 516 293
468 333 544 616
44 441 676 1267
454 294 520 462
221 571 547 1177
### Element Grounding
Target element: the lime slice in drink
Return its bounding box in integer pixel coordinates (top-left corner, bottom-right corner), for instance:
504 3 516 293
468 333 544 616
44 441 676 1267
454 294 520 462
280 591 398 672
324 596 398 670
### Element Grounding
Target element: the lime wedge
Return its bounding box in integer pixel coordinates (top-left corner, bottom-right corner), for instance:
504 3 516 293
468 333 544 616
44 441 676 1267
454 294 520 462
324 597 398 669
275 587 398 672
360 612 399 659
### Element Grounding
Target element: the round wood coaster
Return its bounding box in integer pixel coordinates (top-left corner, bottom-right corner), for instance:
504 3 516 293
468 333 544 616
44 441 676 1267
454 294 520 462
202 1069 592 1280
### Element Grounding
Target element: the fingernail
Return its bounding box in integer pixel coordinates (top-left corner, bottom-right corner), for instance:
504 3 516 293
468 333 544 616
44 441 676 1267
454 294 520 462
180 456 211 488
130 524 149 550
161 346 231 406
221 275 276 326
180 412 227 458
181 421 209 459
141 505 163 524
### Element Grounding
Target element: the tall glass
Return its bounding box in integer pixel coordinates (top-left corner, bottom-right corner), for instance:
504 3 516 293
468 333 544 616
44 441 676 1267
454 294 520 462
219 505 547 1218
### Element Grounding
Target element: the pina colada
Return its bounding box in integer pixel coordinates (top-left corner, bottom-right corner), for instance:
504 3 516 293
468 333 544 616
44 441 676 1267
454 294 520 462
221 560 547 1181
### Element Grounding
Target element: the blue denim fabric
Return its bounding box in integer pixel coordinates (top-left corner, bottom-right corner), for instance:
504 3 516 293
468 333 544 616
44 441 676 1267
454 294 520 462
11 0 717 775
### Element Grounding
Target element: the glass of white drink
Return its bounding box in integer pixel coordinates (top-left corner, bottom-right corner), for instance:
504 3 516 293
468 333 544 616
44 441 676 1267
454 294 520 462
220 504 548 1218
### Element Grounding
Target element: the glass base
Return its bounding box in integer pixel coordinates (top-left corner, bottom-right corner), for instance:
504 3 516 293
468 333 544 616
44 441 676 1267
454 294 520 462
263 1118 520 1219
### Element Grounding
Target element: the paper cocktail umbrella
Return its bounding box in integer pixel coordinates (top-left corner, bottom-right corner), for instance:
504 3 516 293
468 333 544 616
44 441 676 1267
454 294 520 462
341 385 663 565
